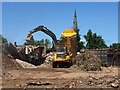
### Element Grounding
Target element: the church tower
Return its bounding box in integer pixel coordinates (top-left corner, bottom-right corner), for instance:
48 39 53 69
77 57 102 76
73 9 79 33
73 9 80 51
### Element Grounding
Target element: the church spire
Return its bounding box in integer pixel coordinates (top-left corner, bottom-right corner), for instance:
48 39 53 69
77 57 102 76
73 9 78 32
72 9 80 51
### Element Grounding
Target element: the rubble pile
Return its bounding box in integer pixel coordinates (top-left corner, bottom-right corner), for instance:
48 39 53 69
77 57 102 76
44 52 53 64
75 49 101 71
2 54 22 69
60 75 120 88
15 52 54 69
15 59 38 69
86 75 120 88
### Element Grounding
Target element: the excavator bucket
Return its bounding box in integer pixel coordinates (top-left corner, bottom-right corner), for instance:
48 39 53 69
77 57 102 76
26 35 35 44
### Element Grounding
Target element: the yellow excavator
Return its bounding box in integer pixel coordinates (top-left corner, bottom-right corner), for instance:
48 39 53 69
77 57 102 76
52 29 77 68
25 25 77 67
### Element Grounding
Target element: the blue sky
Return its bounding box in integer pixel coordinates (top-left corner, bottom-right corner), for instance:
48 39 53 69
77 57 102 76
2 2 118 46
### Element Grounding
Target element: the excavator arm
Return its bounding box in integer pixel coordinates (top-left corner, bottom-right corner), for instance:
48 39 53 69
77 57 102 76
26 25 57 45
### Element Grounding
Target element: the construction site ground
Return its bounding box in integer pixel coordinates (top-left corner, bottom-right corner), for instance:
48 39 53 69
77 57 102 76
1 55 120 89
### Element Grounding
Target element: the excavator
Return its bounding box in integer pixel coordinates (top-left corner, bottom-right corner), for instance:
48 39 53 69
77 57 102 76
25 25 77 67
5 25 58 65
5 10 79 67
24 25 58 65
5 25 77 67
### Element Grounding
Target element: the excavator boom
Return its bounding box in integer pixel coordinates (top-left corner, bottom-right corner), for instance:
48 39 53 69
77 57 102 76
26 25 57 45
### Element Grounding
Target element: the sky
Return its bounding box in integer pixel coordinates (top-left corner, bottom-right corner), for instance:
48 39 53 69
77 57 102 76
2 2 118 46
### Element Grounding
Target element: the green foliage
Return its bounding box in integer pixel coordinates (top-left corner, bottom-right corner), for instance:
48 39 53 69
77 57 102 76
110 43 120 49
0 34 8 44
75 29 85 51
35 39 51 49
35 39 44 46
78 41 85 50
44 39 51 49
76 29 80 42
0 34 8 54
84 30 93 49
24 41 35 45
84 30 107 49
24 39 51 49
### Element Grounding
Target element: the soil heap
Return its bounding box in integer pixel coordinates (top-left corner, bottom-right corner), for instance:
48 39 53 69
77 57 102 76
75 49 101 71
2 54 22 70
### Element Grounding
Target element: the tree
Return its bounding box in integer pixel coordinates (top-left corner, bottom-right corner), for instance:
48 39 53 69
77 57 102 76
0 34 8 53
76 29 80 43
35 39 44 46
78 41 85 49
84 30 107 49
84 30 93 49
24 38 51 49
44 39 51 49
96 35 107 48
0 34 8 44
110 43 120 49
75 29 85 51
35 39 51 49
24 41 35 45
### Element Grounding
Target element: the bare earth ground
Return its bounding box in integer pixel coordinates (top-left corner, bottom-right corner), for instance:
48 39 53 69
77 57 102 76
2 65 120 89
1 55 120 89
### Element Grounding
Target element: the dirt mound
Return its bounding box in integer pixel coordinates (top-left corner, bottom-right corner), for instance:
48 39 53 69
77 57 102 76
2 54 22 69
75 49 101 71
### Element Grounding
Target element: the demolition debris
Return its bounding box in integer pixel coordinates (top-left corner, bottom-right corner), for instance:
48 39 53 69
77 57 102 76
75 49 101 71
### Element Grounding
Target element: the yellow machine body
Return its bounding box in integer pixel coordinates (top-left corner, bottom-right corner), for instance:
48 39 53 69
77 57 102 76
53 52 72 62
52 29 77 68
